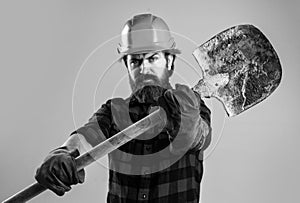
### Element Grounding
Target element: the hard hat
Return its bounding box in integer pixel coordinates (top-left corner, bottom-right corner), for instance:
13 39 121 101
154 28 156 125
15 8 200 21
117 13 181 56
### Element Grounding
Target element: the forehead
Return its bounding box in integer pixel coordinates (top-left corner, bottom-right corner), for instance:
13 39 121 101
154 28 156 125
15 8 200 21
127 51 164 59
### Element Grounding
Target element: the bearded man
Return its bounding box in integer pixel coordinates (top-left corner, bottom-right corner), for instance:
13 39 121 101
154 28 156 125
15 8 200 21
35 13 212 203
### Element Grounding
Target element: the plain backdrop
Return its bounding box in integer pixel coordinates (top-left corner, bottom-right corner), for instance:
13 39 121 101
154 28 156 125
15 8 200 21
1 0 299 202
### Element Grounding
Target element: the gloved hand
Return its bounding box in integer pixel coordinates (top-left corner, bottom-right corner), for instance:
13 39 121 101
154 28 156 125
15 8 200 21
35 146 85 196
158 84 203 153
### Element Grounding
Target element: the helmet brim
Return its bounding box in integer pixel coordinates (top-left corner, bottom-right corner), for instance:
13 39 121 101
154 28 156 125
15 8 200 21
118 45 181 57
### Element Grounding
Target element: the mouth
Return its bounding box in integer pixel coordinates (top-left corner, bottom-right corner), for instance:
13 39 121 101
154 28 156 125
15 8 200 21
143 79 155 83
134 74 160 88
141 79 158 87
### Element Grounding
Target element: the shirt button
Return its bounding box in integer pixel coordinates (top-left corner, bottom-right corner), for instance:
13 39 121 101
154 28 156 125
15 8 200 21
142 194 147 199
145 145 152 152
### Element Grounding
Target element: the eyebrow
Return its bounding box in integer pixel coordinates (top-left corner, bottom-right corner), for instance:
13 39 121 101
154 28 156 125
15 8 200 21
145 53 159 59
129 55 142 60
129 53 159 60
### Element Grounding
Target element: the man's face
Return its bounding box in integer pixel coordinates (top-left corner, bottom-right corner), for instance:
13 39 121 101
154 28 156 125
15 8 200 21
126 51 172 92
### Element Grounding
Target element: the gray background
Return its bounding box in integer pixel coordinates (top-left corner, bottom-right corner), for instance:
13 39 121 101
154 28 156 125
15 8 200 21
1 0 299 202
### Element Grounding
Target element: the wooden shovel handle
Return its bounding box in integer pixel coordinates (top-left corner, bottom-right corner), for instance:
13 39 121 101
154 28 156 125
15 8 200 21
3 108 166 203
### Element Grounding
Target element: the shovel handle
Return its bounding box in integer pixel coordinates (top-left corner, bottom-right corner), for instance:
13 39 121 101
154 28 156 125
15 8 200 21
3 108 166 203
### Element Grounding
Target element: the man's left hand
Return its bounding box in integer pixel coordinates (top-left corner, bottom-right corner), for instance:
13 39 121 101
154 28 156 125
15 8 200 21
158 84 203 152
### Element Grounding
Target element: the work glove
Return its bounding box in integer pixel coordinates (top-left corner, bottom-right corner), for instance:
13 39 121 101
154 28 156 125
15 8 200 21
158 84 203 153
35 146 85 196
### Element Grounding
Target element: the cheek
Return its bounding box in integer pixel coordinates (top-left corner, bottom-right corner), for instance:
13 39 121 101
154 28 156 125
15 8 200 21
128 69 140 81
153 59 168 75
156 58 167 67
156 68 167 78
162 68 171 79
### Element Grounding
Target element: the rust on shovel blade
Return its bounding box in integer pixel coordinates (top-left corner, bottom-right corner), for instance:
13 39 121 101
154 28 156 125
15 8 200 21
193 24 282 117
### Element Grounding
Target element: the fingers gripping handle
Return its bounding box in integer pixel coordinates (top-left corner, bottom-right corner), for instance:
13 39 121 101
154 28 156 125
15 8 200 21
3 108 166 202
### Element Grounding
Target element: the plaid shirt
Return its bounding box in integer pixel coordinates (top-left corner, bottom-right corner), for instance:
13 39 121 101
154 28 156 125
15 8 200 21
73 94 211 203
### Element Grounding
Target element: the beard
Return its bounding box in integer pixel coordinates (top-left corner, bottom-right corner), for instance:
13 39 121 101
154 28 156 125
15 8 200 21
129 74 171 104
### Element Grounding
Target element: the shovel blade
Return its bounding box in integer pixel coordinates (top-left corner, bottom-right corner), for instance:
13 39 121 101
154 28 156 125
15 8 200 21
193 24 282 117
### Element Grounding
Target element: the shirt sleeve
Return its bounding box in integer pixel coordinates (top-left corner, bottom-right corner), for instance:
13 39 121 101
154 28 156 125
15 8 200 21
200 97 212 151
70 100 113 147
191 94 212 151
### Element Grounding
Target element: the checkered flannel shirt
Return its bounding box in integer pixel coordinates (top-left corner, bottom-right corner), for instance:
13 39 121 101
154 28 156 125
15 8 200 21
72 94 211 203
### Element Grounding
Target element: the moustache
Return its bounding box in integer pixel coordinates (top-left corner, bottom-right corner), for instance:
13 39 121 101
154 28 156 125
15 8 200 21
135 74 160 85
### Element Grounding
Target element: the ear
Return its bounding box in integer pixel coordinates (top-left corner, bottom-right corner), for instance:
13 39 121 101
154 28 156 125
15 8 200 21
166 54 174 71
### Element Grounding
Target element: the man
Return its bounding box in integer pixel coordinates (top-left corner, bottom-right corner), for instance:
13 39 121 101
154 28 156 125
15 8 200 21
35 13 212 202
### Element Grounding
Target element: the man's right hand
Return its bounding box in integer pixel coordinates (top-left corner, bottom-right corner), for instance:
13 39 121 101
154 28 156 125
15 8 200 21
35 146 85 196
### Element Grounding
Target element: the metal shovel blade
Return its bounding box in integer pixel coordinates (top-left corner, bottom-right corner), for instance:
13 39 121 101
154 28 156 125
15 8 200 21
192 24 282 117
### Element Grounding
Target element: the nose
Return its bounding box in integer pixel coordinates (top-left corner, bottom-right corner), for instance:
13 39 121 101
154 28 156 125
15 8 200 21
140 60 151 74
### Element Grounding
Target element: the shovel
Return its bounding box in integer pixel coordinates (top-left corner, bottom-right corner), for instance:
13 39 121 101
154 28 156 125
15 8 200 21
3 24 282 203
